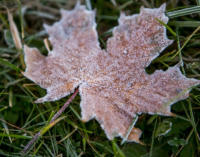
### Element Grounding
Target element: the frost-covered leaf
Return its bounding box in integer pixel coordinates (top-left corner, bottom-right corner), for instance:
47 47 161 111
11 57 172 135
168 138 188 147
23 3 200 143
155 121 172 137
164 118 191 136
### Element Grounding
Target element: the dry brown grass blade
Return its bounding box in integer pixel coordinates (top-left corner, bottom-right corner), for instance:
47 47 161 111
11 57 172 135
5 6 26 69
44 38 51 52
6 7 22 50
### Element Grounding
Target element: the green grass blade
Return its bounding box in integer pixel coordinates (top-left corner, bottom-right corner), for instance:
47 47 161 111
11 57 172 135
0 58 20 72
42 142 55 157
156 18 176 36
169 21 200 27
31 141 44 157
0 134 32 139
188 99 200 147
149 118 157 157
40 116 66 135
111 140 126 157
0 113 12 143
166 6 200 18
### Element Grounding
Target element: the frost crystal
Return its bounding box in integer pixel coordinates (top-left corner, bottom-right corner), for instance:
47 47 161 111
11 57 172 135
23 3 200 142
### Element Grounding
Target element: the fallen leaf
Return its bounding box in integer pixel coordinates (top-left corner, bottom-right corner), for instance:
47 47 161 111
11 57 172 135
23 3 200 143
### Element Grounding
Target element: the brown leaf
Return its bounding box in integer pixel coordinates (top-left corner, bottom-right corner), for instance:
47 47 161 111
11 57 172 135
23 3 200 142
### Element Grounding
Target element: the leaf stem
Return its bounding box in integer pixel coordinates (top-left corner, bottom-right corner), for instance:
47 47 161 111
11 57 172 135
50 88 79 123
21 88 79 155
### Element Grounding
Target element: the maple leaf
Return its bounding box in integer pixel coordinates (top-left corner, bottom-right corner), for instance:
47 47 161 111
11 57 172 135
23 3 200 142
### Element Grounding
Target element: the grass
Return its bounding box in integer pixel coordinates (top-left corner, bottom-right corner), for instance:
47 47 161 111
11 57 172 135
0 0 200 156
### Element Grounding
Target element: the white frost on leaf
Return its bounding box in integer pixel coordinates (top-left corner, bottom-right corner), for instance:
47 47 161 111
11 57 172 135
23 3 200 143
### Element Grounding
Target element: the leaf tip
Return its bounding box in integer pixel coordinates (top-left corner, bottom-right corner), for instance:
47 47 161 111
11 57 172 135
119 11 126 19
43 23 50 32
34 99 43 104
140 5 145 13
75 0 81 9
159 3 166 13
